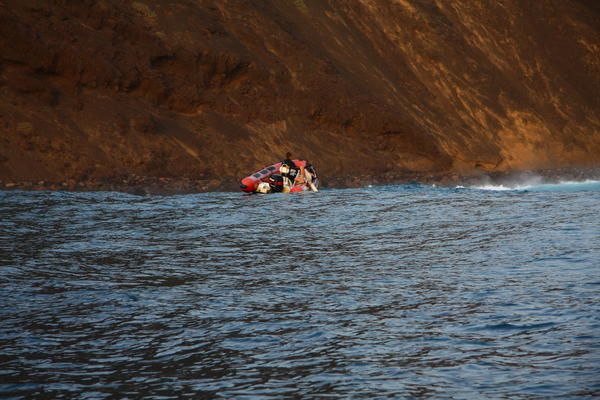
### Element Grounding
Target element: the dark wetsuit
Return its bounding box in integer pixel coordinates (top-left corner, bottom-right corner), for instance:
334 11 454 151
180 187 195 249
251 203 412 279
268 174 284 193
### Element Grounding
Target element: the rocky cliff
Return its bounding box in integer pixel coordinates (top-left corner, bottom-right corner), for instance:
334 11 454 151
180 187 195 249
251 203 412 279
1 0 599 191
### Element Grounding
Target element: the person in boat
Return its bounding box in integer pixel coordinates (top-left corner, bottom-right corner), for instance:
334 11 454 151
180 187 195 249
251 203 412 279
280 152 299 186
267 174 285 193
303 160 316 182
282 152 295 168
305 161 317 179
303 160 318 192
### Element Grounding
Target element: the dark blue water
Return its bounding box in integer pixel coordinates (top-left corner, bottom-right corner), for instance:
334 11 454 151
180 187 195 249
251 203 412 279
1 182 599 399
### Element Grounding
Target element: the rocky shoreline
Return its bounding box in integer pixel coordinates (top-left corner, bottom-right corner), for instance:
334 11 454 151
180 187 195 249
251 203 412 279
2 167 598 196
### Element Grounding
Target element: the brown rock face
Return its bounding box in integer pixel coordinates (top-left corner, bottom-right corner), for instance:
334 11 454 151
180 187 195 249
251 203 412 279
1 0 599 190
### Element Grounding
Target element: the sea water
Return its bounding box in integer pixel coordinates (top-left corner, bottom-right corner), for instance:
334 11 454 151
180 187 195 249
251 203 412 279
1 181 599 398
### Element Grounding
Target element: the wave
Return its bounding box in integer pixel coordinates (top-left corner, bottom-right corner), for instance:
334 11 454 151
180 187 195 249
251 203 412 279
468 179 600 192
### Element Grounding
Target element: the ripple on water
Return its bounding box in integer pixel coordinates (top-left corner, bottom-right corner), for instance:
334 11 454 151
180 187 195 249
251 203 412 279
0 185 599 398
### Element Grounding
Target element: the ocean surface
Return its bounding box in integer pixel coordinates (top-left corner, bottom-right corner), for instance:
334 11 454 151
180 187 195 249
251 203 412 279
1 181 599 399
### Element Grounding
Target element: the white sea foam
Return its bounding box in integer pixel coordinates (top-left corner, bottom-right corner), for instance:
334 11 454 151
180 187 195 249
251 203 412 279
473 184 531 191
472 179 600 192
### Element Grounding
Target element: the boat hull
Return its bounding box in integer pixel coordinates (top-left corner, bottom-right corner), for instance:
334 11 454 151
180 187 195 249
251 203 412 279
240 160 316 193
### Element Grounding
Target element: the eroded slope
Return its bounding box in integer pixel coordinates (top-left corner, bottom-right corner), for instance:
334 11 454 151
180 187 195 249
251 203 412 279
1 0 598 190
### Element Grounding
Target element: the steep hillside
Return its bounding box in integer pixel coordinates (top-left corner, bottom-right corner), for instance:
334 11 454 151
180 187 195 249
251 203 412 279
1 0 599 191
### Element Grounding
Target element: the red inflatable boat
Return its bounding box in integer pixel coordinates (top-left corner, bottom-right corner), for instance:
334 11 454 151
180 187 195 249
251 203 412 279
240 160 318 193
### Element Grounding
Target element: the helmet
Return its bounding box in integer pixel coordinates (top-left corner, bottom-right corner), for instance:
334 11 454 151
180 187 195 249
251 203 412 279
256 182 271 194
280 165 289 174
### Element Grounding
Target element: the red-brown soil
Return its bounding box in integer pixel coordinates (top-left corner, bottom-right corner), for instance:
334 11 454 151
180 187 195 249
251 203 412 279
1 0 599 192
